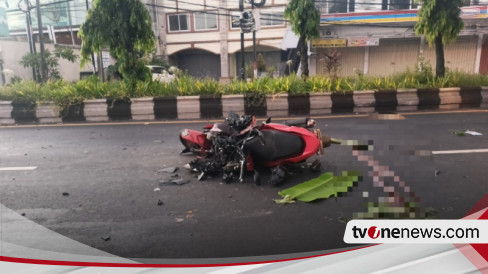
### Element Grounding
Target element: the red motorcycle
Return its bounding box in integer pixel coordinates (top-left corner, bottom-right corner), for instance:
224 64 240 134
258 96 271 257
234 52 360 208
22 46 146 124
179 112 334 185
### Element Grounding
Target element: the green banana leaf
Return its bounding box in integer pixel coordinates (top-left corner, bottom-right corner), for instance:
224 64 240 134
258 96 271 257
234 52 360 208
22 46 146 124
274 171 361 204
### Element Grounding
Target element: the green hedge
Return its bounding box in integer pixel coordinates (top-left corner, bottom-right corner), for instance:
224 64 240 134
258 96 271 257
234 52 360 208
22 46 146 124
2 70 488 106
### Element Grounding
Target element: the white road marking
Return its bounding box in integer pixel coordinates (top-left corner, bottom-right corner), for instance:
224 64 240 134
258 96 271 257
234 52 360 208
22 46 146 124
0 166 38 171
432 149 488 155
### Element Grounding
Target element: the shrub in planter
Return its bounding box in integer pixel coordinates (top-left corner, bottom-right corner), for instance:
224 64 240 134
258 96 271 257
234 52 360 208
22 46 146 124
244 93 267 116
2 81 43 123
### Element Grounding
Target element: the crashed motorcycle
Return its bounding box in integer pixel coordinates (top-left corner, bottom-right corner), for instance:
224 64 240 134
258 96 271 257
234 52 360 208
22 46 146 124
179 112 334 185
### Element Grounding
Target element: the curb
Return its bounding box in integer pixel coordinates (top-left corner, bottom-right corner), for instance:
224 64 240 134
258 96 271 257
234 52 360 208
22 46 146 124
1 87 488 125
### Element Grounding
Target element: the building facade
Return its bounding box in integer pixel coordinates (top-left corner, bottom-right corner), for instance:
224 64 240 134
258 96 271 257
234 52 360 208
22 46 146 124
146 0 290 81
3 0 488 82
311 0 488 76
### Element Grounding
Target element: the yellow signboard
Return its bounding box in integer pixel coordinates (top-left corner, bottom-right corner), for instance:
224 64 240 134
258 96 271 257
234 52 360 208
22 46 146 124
312 39 347 48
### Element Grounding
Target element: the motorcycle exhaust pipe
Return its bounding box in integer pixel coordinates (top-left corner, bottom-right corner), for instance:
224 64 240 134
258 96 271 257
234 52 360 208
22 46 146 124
314 129 341 155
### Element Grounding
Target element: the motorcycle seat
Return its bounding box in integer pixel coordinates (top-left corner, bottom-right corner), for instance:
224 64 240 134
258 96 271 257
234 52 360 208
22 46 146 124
246 130 304 163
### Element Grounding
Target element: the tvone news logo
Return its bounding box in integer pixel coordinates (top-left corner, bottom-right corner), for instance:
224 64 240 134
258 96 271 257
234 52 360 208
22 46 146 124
352 226 381 239
352 226 381 240
368 226 380 239
345 220 486 244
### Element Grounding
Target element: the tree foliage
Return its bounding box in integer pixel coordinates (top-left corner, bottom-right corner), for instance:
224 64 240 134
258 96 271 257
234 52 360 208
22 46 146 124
79 0 155 84
414 0 464 77
284 0 320 77
148 54 170 69
20 47 78 81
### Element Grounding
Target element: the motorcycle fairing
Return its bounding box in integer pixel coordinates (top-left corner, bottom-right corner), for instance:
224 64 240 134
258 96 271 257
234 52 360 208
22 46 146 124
179 129 210 155
249 123 320 168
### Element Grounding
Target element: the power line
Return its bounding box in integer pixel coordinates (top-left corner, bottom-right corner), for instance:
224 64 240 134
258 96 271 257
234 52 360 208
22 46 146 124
144 2 290 23
6 0 77 13
144 2 424 28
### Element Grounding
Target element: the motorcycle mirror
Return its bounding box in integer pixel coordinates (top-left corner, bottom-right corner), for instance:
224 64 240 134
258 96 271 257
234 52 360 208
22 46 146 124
265 117 271 124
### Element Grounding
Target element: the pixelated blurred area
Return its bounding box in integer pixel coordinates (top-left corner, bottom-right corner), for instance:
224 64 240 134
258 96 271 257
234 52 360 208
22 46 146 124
321 119 436 220
350 149 432 219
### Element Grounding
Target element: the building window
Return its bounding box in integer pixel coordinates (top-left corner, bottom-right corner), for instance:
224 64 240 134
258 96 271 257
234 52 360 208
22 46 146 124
328 0 348 13
353 0 382 12
168 14 189 32
260 9 284 27
323 0 357 13
381 0 415 10
194 12 218 30
462 0 480 6
388 0 410 10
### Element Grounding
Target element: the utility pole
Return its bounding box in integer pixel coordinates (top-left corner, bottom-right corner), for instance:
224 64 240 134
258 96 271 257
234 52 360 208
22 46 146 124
85 0 97 75
35 0 47 82
239 0 246 81
26 2 36 56
239 0 264 80
67 3 75 45
25 14 36 81
240 32 245 80
252 0 257 79
19 0 36 81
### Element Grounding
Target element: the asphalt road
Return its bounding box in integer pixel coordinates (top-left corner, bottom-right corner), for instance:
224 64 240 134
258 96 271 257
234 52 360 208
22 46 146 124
1 110 487 260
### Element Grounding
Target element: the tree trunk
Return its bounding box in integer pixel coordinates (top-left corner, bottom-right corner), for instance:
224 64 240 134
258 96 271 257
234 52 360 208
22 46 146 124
300 37 309 77
284 35 306 75
435 34 445 78
296 35 307 76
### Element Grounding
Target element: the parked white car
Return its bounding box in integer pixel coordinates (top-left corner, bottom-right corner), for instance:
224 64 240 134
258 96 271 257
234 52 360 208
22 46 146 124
147 65 178 83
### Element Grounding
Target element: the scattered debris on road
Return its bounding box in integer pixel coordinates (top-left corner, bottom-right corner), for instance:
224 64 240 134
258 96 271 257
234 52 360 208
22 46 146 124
158 167 179 173
435 170 441 176
21 213 25 216
62 192 69 196
465 130 483 136
451 130 465 136
153 187 161 192
157 199 164 206
451 130 483 136
159 178 190 186
425 207 438 218
338 217 349 224
175 218 184 223
101 236 111 241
